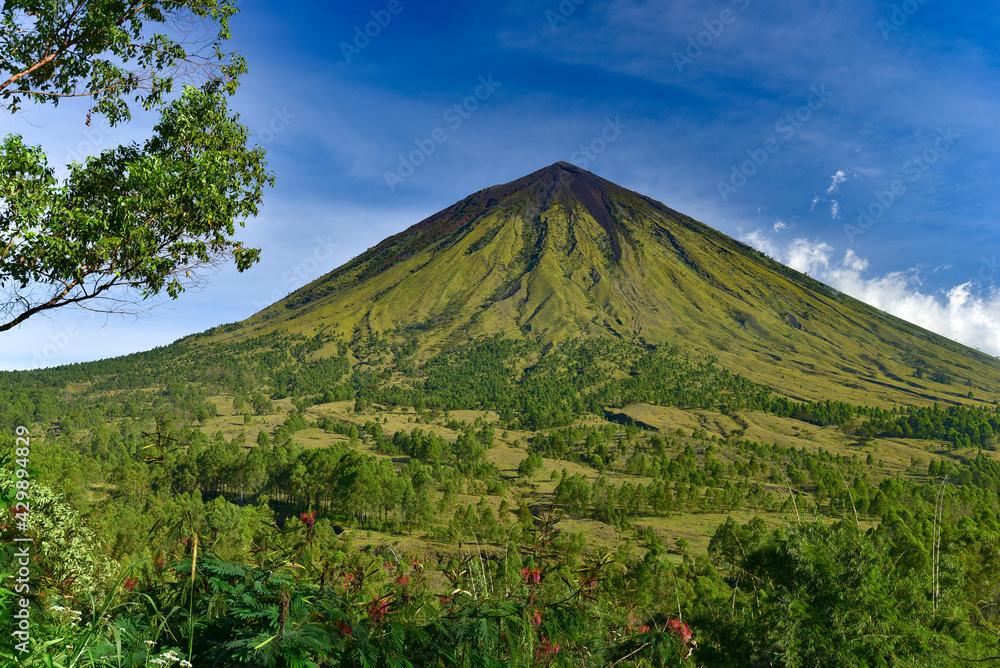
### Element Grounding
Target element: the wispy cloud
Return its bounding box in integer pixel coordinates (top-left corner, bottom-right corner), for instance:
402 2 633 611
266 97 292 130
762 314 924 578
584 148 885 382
826 169 848 194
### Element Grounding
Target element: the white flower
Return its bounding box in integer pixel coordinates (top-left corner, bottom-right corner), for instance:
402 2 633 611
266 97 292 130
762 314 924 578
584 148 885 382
149 649 182 665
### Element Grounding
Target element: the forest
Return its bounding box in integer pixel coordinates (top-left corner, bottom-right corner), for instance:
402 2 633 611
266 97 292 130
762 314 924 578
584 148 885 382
4 330 1000 666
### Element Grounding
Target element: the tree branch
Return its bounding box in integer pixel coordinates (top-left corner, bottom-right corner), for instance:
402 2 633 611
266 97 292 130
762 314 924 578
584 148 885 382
0 52 58 94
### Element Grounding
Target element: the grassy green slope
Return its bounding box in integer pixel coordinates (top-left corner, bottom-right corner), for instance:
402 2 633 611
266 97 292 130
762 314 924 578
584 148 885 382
201 162 1000 408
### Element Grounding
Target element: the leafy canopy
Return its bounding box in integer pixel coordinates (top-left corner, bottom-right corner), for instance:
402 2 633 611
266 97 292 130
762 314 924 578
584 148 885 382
0 0 272 333
1 0 244 122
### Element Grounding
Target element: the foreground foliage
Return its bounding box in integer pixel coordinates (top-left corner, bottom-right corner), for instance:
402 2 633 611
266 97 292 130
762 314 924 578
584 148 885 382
3 332 1000 665
3 486 995 666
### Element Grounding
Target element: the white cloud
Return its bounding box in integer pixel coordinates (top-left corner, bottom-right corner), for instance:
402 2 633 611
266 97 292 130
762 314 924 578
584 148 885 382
814 171 850 219
742 232 1000 356
841 249 869 272
773 220 788 232
827 169 848 194
823 262 1000 356
740 229 780 259
787 237 833 275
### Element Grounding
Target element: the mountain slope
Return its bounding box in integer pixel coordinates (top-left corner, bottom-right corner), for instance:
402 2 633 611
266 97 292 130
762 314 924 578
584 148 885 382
207 162 1000 407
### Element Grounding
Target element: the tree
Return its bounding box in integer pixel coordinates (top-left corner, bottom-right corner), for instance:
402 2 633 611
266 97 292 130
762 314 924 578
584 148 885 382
251 391 272 416
700 520 948 667
516 451 543 480
0 0 273 331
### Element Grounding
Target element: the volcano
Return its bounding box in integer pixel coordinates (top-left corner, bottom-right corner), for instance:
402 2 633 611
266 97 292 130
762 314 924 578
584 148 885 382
209 162 1000 406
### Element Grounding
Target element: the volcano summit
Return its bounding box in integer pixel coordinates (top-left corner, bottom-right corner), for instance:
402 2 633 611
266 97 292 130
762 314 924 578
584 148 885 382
220 162 1000 406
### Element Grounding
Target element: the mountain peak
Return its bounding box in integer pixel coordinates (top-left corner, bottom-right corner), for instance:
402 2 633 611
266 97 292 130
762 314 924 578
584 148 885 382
509 161 611 195
357 162 630 274
458 161 626 257
527 160 590 180
238 162 1000 407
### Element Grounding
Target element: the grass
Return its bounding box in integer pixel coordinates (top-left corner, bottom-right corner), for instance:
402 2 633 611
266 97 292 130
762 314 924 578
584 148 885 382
618 403 954 478
164 388 963 564
45 378 980 583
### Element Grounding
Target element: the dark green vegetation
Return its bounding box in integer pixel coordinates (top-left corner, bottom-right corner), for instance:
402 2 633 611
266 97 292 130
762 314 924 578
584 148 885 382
4 163 1000 665
1 0 271 332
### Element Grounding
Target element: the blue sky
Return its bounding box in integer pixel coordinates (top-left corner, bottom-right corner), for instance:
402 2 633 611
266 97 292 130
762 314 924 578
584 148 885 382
4 0 1000 369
